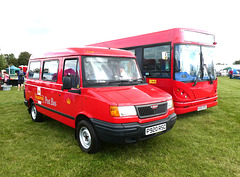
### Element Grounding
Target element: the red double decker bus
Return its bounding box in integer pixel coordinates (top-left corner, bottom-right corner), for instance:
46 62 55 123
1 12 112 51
89 28 218 114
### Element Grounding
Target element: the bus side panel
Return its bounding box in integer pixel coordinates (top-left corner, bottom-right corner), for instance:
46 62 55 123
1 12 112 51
39 81 75 128
26 79 75 128
36 105 75 128
146 78 173 96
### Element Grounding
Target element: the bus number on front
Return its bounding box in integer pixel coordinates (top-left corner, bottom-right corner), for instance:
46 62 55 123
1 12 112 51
149 79 157 84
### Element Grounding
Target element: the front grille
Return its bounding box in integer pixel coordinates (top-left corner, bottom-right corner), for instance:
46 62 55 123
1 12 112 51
136 102 167 118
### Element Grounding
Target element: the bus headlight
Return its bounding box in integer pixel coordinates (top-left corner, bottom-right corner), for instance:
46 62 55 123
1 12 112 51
110 106 137 117
167 99 173 109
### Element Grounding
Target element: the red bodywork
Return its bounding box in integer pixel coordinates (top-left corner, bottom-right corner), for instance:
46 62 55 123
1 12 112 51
89 28 218 114
25 47 175 129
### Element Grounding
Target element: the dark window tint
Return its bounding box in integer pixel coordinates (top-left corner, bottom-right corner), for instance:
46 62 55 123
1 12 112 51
143 45 171 78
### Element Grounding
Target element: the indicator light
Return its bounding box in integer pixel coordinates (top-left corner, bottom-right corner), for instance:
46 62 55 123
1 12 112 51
110 106 137 117
175 88 189 99
110 106 120 117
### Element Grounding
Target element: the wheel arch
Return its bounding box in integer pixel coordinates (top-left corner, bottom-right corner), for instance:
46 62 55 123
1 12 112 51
27 98 34 113
75 114 93 139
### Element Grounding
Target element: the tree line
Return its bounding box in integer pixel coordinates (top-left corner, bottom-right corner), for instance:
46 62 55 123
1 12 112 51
0 52 31 70
233 60 240 64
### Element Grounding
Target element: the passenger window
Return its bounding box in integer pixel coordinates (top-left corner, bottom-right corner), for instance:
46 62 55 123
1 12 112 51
143 45 171 78
42 60 59 82
63 59 80 88
28 61 41 79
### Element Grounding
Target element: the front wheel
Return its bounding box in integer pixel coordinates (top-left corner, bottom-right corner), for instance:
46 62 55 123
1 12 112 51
76 120 101 154
30 102 43 122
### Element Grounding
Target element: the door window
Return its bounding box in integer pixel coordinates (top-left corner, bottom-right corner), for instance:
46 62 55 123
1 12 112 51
63 58 80 88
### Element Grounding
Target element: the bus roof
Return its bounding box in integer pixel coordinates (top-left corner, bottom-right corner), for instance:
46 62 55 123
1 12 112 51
30 46 136 59
89 28 215 48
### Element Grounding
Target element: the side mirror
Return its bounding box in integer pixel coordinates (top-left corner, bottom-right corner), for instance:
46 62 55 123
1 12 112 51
143 76 147 83
62 76 72 90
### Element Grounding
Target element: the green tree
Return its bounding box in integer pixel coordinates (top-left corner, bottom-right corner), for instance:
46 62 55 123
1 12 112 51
233 60 240 64
4 53 17 66
0 54 7 70
9 57 18 66
18 52 31 66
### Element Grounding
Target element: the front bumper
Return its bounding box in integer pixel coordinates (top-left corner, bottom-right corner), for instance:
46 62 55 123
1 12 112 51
174 95 218 114
90 113 177 144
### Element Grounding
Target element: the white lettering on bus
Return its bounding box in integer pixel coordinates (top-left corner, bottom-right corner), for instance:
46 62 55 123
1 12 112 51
51 98 57 106
45 96 57 107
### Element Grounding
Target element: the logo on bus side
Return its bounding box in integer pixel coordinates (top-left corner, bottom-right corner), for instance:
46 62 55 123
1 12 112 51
66 98 71 104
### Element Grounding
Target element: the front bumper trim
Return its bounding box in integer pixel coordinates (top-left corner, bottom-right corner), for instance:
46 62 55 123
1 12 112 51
90 113 177 144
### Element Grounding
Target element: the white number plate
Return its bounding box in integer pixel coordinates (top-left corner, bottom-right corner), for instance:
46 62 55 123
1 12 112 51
145 123 166 135
197 105 207 111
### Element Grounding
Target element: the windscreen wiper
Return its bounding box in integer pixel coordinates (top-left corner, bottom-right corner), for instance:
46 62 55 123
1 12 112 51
106 78 144 86
192 70 201 87
192 76 198 87
105 80 130 86
204 64 213 84
131 78 144 83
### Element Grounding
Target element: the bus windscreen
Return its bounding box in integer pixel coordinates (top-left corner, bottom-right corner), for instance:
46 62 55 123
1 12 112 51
174 44 216 82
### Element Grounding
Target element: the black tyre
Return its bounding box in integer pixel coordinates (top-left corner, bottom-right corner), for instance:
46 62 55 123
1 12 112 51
76 120 101 154
30 102 43 122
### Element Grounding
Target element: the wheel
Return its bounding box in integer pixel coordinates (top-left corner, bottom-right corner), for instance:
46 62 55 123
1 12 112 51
30 102 43 122
76 120 101 154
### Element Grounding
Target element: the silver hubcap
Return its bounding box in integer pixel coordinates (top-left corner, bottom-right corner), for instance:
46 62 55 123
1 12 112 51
79 127 91 149
31 105 37 120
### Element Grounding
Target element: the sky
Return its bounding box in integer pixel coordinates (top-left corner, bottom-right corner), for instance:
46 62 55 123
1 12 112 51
0 0 239 64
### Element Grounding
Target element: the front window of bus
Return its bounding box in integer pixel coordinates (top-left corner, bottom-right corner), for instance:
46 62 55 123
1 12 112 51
83 56 142 86
202 46 216 80
174 45 216 82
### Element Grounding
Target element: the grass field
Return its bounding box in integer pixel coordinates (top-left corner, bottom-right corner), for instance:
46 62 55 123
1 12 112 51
0 77 239 177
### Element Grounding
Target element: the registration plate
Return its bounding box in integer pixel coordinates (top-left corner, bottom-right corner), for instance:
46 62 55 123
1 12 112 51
197 105 207 111
145 123 166 135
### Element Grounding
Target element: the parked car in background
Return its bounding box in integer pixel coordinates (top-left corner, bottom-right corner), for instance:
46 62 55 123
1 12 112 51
219 69 229 76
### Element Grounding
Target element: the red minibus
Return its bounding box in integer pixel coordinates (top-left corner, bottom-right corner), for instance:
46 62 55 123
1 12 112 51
89 28 218 114
24 47 176 153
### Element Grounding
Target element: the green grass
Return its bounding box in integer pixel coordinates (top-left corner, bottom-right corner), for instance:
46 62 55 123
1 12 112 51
0 77 239 177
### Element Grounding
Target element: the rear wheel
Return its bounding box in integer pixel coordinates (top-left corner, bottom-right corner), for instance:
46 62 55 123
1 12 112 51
30 102 43 122
76 120 101 154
